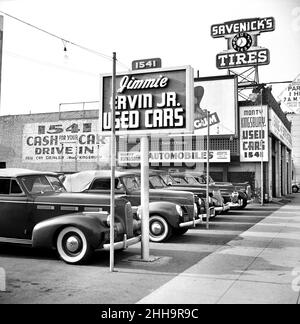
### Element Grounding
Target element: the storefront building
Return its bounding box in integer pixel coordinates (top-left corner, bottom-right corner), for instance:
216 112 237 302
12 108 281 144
0 83 292 200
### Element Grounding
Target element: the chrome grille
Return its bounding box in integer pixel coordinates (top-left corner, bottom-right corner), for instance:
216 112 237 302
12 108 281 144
125 202 134 238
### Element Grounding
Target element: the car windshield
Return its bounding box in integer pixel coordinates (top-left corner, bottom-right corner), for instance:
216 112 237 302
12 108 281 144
21 175 66 194
184 176 199 185
198 175 214 184
122 176 140 191
149 175 167 189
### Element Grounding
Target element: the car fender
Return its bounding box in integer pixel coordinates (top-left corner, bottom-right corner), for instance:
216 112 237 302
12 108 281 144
148 201 181 228
32 213 108 250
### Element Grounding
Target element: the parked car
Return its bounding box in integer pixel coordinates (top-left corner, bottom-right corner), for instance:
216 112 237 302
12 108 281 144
63 170 213 242
0 168 141 264
157 171 229 215
190 172 250 209
292 181 300 193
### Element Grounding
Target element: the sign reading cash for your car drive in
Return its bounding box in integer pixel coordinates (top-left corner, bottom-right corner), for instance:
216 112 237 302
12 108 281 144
99 66 194 135
22 120 110 163
211 17 275 69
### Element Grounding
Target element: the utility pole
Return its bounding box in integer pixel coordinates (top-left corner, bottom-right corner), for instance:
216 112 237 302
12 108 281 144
260 87 264 206
206 109 210 229
110 52 117 272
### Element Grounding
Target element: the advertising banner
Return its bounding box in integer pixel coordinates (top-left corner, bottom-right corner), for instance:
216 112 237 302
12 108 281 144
278 74 300 112
193 76 237 136
22 120 110 163
240 105 269 162
118 150 230 164
269 109 292 149
100 66 194 135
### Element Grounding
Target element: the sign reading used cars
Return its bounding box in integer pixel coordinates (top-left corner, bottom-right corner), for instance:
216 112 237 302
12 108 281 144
240 105 269 162
99 66 194 135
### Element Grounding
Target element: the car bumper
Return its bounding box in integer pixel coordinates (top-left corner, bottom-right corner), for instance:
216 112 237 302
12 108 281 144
179 218 203 228
215 204 230 213
102 234 141 251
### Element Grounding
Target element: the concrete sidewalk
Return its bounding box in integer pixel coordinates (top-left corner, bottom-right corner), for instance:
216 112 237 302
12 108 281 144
138 196 300 304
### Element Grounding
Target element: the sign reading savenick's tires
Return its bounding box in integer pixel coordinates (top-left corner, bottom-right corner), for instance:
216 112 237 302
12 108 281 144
99 66 194 135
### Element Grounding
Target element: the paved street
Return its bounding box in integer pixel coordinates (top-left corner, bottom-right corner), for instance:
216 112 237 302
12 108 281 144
0 196 299 304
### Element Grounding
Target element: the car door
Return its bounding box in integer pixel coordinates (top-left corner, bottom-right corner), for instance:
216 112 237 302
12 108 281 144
0 178 32 239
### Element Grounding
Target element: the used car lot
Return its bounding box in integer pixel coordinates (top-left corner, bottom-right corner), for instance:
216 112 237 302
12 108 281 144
0 202 286 304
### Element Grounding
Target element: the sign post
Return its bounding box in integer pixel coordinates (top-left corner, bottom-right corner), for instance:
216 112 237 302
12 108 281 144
109 52 117 272
206 109 210 230
140 135 150 261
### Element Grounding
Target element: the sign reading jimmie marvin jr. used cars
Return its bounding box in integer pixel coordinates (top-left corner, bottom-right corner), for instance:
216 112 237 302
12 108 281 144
100 66 194 135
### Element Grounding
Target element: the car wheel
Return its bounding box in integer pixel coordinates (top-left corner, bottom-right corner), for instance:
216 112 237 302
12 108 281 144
239 198 248 209
56 227 92 264
173 228 189 236
149 215 172 242
292 186 299 193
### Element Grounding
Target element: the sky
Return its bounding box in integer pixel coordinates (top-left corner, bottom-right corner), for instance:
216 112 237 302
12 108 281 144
0 0 299 116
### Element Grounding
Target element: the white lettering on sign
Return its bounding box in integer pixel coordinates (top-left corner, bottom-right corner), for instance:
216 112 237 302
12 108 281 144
118 150 230 164
100 66 193 135
240 106 269 162
211 17 275 38
269 109 292 149
22 120 110 163
278 74 300 112
117 75 169 93
217 49 269 69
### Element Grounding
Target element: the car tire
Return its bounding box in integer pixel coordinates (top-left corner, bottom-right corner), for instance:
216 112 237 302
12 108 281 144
239 198 248 209
292 186 299 193
56 227 93 265
173 228 189 236
149 215 172 242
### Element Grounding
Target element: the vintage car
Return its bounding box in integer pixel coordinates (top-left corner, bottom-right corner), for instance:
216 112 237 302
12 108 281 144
0 168 141 264
151 170 229 215
192 173 251 209
292 181 300 193
63 170 213 242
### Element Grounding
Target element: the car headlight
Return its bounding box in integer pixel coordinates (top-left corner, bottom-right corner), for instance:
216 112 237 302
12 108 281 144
232 191 239 197
176 205 183 217
137 206 142 220
194 203 198 216
106 214 111 227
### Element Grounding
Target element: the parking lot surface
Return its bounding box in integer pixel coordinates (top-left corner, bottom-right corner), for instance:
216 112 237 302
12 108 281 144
0 197 299 304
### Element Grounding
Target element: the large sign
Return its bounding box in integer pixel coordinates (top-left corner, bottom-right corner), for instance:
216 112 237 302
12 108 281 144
193 76 237 136
118 150 230 164
269 109 292 149
211 17 274 70
211 17 275 38
240 105 269 162
22 120 110 163
278 74 300 112
99 66 194 135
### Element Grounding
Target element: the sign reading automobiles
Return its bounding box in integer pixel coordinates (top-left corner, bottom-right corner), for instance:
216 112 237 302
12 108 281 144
100 66 194 135
240 105 269 162
211 17 275 70
22 120 110 163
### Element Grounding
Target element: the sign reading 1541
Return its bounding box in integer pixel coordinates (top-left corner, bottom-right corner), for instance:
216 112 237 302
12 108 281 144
132 58 162 70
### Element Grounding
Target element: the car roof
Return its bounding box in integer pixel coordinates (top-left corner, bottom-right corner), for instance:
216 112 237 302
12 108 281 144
0 168 58 178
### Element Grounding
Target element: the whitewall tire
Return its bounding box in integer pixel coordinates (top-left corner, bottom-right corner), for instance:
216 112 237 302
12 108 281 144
56 227 92 264
149 215 172 242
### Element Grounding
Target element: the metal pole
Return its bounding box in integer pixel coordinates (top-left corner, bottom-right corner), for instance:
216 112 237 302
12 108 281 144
206 110 210 229
260 88 264 206
110 52 117 272
140 135 150 261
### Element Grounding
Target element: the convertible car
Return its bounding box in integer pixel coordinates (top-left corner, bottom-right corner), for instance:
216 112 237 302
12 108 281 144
0 168 141 264
63 170 214 242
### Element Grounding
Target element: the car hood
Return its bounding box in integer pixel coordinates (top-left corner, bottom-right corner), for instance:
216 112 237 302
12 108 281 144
148 188 194 205
33 191 116 207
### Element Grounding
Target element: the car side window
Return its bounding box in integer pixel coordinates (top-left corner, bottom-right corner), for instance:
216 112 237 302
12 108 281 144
11 180 23 194
0 178 23 195
91 178 111 190
0 179 10 194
